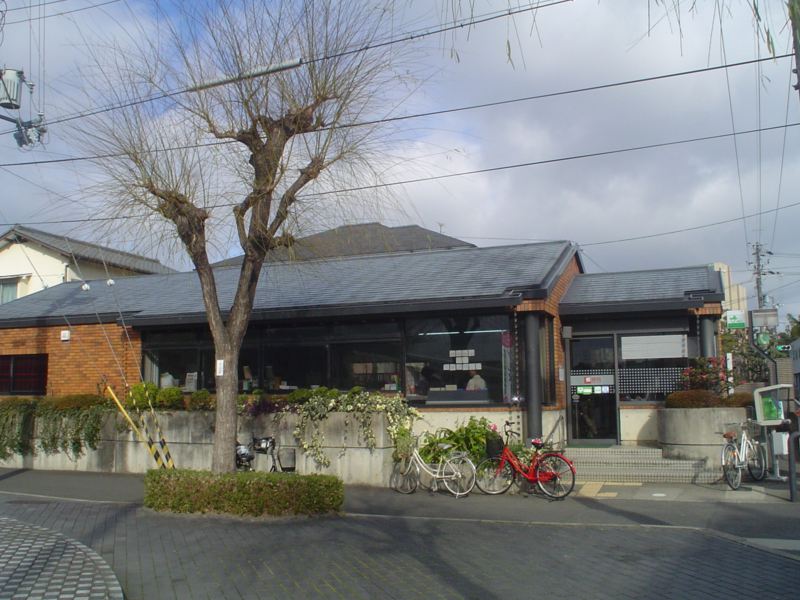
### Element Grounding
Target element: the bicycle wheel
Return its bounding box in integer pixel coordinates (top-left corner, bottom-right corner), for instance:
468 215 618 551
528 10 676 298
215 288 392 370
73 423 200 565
746 440 767 482
390 457 419 494
475 457 515 494
535 454 575 499
721 443 741 490
441 455 476 498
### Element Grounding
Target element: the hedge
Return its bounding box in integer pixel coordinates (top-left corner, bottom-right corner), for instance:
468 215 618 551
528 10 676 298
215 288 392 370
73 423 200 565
665 390 754 409
144 469 344 516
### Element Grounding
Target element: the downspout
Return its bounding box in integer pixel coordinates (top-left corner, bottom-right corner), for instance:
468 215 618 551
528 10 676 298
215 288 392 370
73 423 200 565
525 313 542 439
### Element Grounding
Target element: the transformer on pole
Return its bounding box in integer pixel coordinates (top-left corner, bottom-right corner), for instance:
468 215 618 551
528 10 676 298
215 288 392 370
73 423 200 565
0 68 46 147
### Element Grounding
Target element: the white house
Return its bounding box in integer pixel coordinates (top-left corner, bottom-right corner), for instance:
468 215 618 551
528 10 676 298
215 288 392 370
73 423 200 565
0 225 175 304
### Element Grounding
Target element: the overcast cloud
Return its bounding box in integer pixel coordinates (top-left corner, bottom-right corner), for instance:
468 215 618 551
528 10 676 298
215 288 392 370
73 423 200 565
0 1 798 321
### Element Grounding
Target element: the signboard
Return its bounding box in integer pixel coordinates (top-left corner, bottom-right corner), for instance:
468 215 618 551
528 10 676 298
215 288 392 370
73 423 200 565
756 332 771 348
753 384 792 426
620 335 687 360
725 310 746 329
576 386 593 395
751 308 778 329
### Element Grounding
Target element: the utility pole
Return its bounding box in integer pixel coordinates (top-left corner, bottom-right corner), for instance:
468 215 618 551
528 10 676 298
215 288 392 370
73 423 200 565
753 242 766 309
791 0 800 103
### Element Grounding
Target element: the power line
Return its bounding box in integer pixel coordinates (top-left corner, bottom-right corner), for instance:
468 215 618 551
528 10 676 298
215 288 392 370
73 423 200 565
3 0 120 25
0 0 570 137
5 0 72 13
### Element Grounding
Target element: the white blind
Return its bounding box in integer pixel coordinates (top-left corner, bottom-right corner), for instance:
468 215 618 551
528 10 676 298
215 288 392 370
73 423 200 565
621 335 687 360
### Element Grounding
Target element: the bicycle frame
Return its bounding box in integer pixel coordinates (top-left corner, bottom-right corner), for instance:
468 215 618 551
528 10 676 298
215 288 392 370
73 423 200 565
723 427 753 467
409 447 461 483
494 445 573 484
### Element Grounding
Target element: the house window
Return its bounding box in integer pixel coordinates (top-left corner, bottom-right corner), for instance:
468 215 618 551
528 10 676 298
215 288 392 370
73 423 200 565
0 354 48 395
617 334 690 402
0 279 18 304
330 341 402 392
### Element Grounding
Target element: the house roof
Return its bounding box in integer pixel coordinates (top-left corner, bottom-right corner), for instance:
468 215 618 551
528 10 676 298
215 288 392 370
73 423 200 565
0 225 176 275
212 223 475 267
0 240 578 328
559 265 725 315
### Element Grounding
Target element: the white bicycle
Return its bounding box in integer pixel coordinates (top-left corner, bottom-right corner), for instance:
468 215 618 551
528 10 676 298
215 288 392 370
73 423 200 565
390 441 476 498
720 420 767 490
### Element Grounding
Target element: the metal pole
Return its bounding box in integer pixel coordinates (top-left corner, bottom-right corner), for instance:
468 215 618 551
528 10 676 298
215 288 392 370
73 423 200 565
524 313 542 440
789 431 799 502
789 0 800 104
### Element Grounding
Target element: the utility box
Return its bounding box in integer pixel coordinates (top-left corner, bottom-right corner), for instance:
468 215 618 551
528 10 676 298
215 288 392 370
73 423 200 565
0 70 24 110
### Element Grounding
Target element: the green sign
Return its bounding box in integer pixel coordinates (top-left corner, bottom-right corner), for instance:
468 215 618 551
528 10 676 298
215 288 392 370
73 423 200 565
576 386 593 395
757 332 771 347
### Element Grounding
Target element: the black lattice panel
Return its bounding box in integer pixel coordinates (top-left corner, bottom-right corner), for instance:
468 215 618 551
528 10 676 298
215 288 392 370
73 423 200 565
618 368 683 394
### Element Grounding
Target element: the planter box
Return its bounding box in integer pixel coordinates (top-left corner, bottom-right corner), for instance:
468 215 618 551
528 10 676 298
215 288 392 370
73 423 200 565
658 407 747 463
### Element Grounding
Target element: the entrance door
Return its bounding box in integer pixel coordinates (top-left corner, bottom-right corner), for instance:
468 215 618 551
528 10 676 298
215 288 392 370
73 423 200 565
568 337 618 442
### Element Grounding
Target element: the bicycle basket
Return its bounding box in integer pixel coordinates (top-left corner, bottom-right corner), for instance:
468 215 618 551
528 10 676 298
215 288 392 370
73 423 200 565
253 436 275 454
486 434 504 458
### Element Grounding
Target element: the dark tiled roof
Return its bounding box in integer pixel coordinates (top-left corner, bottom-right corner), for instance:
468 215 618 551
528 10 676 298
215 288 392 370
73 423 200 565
0 241 576 327
212 223 474 267
0 225 176 275
560 265 724 314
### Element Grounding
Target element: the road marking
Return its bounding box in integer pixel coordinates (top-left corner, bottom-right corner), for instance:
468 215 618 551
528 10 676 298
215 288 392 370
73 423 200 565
0 490 136 505
746 538 800 552
597 492 618 498
578 482 604 497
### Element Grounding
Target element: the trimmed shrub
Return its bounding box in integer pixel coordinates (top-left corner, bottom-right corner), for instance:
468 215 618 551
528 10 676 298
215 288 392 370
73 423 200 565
128 382 158 408
187 389 214 411
144 469 343 516
156 387 185 409
665 389 754 409
725 392 754 408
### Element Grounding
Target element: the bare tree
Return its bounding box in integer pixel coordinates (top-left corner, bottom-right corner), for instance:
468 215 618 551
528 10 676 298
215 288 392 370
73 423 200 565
77 0 410 472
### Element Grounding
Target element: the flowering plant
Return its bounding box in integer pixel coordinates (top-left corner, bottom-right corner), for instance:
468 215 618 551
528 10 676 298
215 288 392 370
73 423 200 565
680 357 731 395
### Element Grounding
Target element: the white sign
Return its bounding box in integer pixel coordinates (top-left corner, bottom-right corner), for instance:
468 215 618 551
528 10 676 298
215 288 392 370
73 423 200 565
725 310 746 329
216 359 224 377
621 335 687 360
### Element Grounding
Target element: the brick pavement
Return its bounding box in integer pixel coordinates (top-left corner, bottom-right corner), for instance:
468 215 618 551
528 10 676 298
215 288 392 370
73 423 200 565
0 516 123 600
0 495 797 600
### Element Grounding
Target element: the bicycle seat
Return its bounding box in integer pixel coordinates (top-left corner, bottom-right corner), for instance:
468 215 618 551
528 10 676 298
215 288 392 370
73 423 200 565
722 431 737 441
437 443 453 451
531 438 544 449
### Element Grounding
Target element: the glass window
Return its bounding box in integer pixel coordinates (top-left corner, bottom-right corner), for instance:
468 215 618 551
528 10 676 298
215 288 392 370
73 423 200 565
405 315 512 402
617 334 689 402
540 318 556 405
330 341 402 391
154 349 199 389
0 354 47 395
570 338 614 370
0 279 18 304
262 345 327 392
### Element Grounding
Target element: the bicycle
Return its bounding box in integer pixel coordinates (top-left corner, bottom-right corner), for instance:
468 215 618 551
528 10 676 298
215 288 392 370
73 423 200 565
475 421 576 499
720 420 766 490
390 439 476 498
235 436 291 472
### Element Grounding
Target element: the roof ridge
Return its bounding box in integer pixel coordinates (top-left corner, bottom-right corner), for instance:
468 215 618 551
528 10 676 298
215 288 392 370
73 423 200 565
575 264 712 277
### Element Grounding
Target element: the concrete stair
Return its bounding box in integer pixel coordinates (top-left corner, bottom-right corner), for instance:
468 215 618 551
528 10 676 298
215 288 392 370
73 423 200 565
563 446 722 484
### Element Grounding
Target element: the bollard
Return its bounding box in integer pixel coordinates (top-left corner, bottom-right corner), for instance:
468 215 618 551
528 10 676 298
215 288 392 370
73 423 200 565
789 432 800 503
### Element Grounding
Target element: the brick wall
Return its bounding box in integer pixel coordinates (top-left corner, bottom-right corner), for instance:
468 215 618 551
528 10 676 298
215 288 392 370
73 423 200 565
515 256 581 409
0 323 142 396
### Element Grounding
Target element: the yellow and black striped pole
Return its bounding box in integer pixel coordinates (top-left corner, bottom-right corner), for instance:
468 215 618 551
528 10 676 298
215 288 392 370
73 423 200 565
106 386 175 470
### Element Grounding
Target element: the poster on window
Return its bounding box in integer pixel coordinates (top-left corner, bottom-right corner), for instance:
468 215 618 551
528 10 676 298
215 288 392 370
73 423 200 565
502 331 513 402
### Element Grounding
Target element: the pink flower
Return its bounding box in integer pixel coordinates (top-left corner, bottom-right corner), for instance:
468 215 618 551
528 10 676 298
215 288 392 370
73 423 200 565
489 423 498 432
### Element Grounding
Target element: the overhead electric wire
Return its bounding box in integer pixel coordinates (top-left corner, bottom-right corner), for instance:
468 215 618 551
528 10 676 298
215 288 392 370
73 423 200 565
768 60 795 249
3 0 121 26
0 0 570 137
4 0 71 12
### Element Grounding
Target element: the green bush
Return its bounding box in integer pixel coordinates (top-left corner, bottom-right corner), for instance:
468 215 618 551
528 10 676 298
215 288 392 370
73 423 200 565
144 469 343 516
128 382 158 408
419 417 493 465
665 390 754 409
187 389 214 411
156 387 185 409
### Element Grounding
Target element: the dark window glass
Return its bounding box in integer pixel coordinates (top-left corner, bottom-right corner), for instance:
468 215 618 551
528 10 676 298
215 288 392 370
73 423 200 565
570 337 614 370
540 318 556 405
330 342 402 391
405 315 512 402
0 354 47 395
262 345 327 391
155 349 199 389
238 346 259 392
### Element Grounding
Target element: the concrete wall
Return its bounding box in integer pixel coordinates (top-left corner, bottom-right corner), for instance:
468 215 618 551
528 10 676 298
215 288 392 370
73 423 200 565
619 407 659 445
0 411 394 486
658 407 747 462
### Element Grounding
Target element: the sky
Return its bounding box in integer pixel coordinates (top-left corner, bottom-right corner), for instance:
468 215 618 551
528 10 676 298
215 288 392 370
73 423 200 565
0 1 799 323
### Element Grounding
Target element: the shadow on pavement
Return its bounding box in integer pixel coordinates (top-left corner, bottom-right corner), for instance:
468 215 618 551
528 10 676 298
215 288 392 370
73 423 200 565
0 468 27 483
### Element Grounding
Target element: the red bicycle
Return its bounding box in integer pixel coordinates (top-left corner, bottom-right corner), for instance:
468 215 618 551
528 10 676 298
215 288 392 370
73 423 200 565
475 421 576 498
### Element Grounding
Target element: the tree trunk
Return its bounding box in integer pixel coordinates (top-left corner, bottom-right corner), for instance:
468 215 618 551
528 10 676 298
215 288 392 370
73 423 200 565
211 345 240 472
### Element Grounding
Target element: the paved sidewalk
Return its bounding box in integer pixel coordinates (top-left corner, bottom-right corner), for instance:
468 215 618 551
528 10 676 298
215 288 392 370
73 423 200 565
0 517 123 600
1 469 800 599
